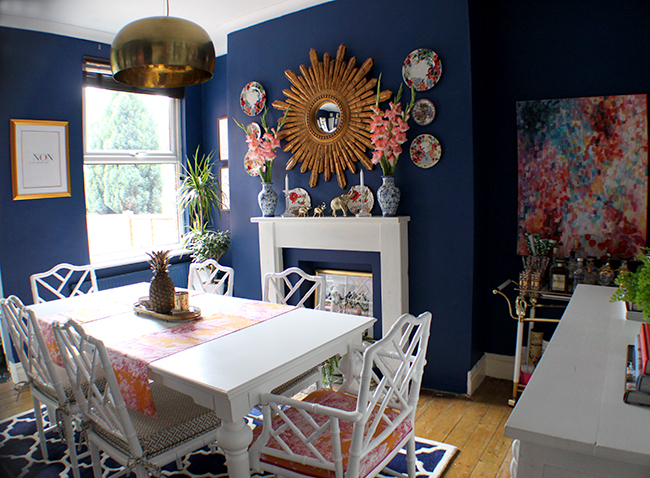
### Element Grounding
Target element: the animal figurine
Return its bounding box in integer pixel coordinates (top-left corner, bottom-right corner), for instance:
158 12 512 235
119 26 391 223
330 192 353 217
298 205 311 217
313 203 326 217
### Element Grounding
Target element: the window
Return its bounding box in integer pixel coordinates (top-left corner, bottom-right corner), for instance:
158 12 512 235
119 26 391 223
82 58 183 263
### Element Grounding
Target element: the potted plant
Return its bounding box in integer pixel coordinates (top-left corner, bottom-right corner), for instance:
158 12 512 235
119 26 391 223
611 248 650 321
179 146 231 263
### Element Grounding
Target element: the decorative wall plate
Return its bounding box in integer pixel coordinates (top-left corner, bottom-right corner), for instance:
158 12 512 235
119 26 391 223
347 185 374 215
247 122 261 138
410 134 442 168
402 49 442 92
244 151 259 176
240 81 266 116
412 99 436 126
285 187 311 216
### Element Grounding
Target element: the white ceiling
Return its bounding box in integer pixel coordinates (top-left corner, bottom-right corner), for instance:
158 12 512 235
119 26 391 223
0 0 332 56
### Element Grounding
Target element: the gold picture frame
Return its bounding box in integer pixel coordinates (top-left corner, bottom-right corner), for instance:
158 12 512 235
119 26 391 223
315 268 373 318
10 119 71 200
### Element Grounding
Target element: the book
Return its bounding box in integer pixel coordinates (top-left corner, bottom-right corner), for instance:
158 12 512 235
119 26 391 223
625 344 650 407
634 335 650 392
639 322 650 375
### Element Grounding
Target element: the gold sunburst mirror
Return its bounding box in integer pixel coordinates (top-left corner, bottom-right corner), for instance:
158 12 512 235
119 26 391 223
273 45 391 188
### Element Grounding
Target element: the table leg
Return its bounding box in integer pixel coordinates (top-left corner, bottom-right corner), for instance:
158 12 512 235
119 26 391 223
216 418 254 478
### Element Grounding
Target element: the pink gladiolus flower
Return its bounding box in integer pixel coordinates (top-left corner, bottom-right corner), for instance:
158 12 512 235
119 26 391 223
393 130 407 144
369 96 412 176
395 119 409 133
374 137 389 150
371 123 388 137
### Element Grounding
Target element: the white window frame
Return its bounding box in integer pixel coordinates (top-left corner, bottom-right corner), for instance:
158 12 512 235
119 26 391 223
82 88 185 266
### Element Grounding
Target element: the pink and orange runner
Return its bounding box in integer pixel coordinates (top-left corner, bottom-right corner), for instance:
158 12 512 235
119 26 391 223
39 299 295 417
38 301 133 367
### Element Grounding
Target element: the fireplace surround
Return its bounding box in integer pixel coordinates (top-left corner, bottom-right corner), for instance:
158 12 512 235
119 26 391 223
251 216 409 336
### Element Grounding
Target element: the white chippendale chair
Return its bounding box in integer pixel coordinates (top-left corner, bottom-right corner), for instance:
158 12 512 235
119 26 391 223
30 263 99 304
52 319 222 478
263 267 327 397
0 296 89 478
249 311 432 478
188 259 234 296
263 266 326 309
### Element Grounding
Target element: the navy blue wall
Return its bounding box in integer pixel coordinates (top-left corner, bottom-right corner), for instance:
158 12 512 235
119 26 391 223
0 27 206 304
472 0 650 357
0 28 100 304
220 0 475 392
3 0 648 393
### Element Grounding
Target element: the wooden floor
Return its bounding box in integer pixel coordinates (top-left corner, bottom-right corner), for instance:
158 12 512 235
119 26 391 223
0 374 514 478
415 378 514 478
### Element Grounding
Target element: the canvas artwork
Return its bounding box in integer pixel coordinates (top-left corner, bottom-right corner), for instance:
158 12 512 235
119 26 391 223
517 94 648 259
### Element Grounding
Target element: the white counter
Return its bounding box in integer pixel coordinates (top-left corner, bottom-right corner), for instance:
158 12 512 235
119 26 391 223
505 284 650 478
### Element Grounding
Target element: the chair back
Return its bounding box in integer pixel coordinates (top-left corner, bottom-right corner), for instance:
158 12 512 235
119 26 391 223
345 311 431 453
52 319 144 458
188 259 234 296
31 263 99 304
263 267 326 309
0 296 68 403
253 311 431 478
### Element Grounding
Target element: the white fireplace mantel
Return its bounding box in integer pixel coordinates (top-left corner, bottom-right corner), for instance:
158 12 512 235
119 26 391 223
251 216 409 336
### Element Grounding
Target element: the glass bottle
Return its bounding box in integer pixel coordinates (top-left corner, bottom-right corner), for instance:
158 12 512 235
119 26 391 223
599 258 615 286
584 258 598 285
572 257 585 292
617 259 630 278
548 246 561 288
550 258 569 293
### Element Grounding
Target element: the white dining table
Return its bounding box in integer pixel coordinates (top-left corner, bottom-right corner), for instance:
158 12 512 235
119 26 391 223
29 282 375 478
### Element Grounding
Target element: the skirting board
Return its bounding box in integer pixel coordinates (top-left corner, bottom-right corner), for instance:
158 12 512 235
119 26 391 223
467 353 514 396
7 360 27 384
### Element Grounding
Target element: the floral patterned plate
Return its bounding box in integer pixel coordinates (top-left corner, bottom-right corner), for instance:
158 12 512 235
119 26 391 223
240 81 266 116
247 122 261 138
410 134 442 168
347 185 374 215
402 49 442 92
412 98 436 126
284 187 311 216
244 150 260 177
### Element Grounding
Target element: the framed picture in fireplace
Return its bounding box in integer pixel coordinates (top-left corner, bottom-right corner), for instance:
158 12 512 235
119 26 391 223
315 269 373 317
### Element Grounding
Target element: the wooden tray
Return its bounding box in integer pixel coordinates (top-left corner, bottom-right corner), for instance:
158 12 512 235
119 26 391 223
134 298 201 322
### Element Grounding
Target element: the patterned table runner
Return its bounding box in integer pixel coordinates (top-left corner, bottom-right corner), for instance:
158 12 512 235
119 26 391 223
38 301 133 366
107 300 295 417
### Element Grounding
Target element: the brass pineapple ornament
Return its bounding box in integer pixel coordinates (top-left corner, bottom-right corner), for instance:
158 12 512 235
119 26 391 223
147 250 176 314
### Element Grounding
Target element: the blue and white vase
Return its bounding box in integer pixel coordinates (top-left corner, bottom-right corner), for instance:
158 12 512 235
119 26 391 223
377 176 400 217
258 182 278 217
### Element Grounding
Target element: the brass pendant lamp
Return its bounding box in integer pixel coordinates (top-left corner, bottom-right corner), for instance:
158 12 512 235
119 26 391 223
110 1 215 88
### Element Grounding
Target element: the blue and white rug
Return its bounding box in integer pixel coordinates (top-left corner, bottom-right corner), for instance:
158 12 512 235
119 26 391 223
0 408 457 478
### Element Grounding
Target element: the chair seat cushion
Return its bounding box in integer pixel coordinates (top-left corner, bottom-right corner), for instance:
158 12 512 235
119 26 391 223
271 365 320 395
92 382 220 458
253 388 413 478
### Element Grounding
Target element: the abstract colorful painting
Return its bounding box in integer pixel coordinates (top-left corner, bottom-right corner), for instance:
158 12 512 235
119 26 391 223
517 94 648 259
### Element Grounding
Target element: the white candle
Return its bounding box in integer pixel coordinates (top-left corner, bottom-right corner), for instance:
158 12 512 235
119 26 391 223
285 174 289 192
360 169 364 188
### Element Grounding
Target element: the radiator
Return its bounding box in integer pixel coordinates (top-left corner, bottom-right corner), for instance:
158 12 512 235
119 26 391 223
97 262 190 290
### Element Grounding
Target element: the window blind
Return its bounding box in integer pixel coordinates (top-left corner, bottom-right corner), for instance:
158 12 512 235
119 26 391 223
82 56 185 99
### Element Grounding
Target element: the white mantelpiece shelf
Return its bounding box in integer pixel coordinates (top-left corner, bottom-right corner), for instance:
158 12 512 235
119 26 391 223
251 216 409 336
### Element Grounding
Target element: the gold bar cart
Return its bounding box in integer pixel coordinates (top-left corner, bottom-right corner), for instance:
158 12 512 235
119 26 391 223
493 279 570 406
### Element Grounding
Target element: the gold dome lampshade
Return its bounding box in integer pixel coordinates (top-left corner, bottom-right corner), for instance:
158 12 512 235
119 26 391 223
110 16 215 88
